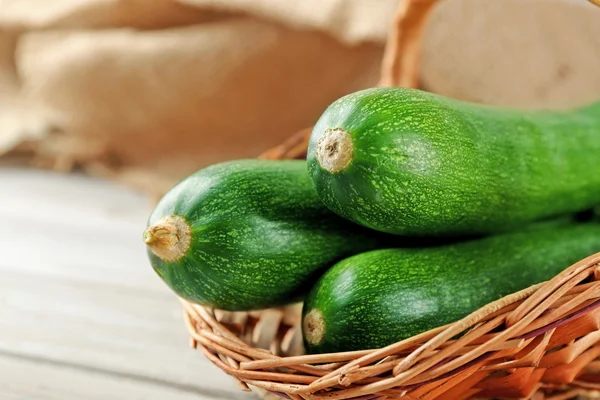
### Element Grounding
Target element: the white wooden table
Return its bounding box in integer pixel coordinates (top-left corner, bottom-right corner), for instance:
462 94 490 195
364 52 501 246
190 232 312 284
0 167 255 400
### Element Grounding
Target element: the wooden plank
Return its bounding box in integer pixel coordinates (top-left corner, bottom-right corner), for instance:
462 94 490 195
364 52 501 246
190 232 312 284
0 167 160 290
0 352 241 400
0 168 254 399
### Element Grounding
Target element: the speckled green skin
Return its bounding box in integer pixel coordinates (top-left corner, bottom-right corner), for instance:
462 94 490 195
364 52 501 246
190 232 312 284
307 87 600 236
303 223 600 353
146 159 397 311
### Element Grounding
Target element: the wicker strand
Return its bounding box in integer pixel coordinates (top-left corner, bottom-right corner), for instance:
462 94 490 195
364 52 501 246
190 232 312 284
506 255 600 327
241 350 373 371
396 259 600 375
523 289 600 336
392 285 541 375
483 328 555 371
378 0 439 88
390 274 592 382
305 324 449 393
506 255 600 326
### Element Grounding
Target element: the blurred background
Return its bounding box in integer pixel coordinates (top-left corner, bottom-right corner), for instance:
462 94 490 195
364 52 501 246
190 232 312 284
2 0 600 194
1 0 600 399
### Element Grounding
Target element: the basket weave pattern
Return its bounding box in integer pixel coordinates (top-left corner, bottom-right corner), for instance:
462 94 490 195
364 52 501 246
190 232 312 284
183 253 600 400
180 132 600 400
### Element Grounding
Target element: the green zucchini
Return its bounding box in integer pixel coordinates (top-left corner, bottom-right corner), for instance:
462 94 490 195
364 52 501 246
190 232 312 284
303 223 600 354
307 87 600 236
144 159 396 311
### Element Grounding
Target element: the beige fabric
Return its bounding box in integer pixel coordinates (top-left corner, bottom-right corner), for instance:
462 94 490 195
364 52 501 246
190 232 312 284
1 0 600 194
16 19 382 191
0 0 214 30
0 0 388 192
422 0 600 109
179 0 399 44
0 28 55 155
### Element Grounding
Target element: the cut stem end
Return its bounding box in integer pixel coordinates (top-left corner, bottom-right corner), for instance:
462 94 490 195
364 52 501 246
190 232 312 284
143 214 191 262
316 128 354 173
303 309 326 346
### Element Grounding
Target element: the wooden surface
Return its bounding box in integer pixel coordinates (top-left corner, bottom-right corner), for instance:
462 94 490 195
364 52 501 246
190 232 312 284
0 167 255 400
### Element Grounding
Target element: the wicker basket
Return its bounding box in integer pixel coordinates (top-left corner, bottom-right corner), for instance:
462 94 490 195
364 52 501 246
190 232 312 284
177 130 600 400
179 1 600 398
182 252 600 400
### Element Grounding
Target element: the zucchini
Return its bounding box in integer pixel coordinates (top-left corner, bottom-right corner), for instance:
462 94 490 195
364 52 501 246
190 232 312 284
303 223 600 353
307 87 600 236
144 159 394 311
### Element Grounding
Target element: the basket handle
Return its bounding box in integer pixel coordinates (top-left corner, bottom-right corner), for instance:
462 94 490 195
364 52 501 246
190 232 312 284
269 0 441 159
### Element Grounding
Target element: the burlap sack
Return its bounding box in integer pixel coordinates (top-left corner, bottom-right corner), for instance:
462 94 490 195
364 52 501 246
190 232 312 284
1 0 599 194
0 0 394 193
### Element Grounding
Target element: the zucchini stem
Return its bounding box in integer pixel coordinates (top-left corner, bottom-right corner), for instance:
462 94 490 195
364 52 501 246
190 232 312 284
143 215 191 262
303 309 325 346
316 128 354 173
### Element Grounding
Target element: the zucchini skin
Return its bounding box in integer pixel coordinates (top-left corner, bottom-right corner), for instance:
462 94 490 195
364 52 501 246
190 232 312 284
303 223 600 354
307 87 600 236
146 159 394 311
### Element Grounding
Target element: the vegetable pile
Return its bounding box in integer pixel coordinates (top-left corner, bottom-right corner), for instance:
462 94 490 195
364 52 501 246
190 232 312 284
144 87 600 354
